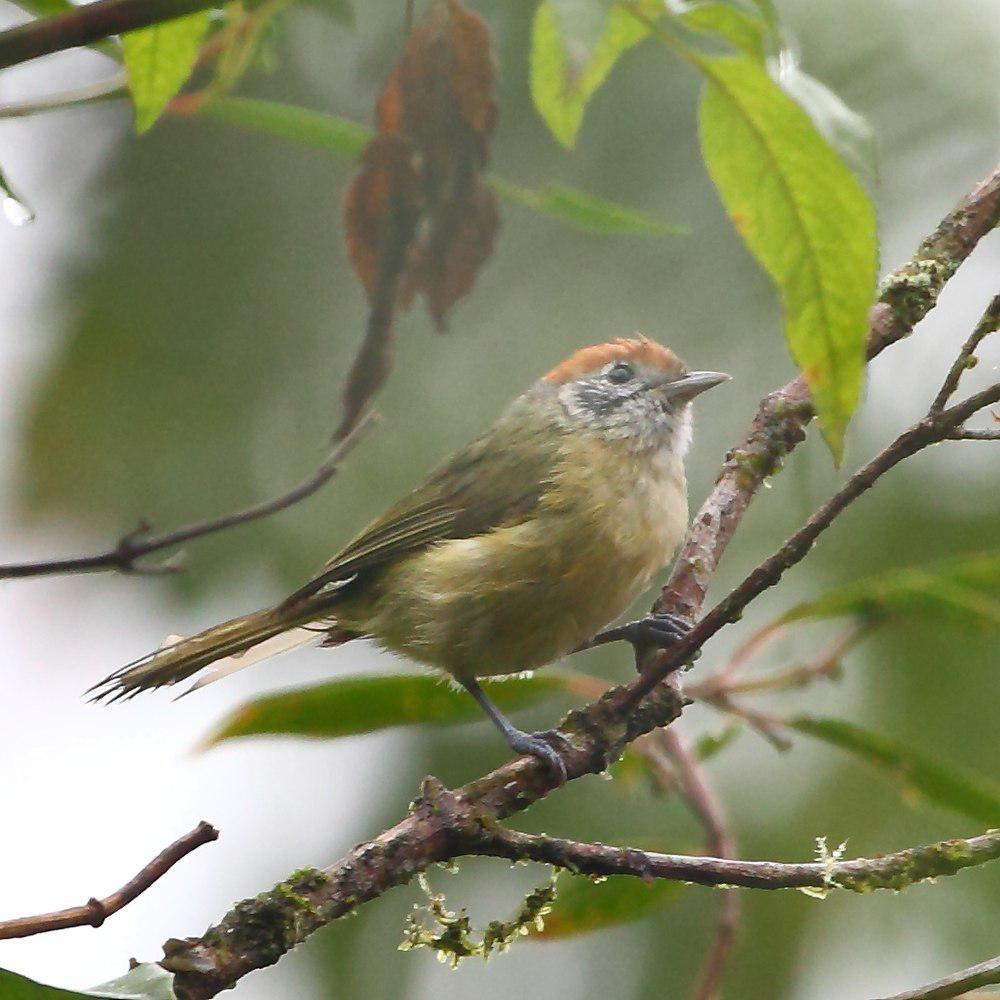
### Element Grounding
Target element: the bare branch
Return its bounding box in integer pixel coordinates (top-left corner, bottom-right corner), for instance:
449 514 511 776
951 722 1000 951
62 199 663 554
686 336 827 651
876 955 1000 1000
946 428 1000 441
656 728 740 1000
0 0 218 71
931 293 1000 411
0 410 375 580
0 822 218 940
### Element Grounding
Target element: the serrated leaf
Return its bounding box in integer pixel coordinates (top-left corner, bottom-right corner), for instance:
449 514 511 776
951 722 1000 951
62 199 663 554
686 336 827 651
192 97 679 236
530 0 650 148
779 550 1000 628
489 177 685 235
201 672 576 746
123 12 212 134
533 874 684 940
697 55 877 460
791 717 1000 826
0 965 175 1000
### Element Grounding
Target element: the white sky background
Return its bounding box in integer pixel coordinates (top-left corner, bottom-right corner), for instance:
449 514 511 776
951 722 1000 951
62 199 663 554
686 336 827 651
0 4 998 999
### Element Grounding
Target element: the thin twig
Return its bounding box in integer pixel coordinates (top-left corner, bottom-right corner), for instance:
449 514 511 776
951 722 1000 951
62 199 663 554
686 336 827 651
476 825 1000 893
930 294 1000 411
0 71 127 119
0 411 375 579
875 955 1000 1000
0 821 218 940
656 728 740 1000
0 0 220 71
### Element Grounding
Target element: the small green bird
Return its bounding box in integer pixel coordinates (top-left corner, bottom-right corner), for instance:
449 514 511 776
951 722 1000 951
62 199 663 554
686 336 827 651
90 337 728 780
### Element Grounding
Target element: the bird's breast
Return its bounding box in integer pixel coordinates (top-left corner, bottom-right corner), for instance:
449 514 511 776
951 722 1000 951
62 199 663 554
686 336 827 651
348 439 689 679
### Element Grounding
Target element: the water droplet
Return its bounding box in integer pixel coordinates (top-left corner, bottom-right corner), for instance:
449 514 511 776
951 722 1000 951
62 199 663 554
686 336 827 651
3 195 34 226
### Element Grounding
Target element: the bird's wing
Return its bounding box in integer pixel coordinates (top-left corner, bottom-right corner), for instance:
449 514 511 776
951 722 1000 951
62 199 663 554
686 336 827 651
281 404 561 609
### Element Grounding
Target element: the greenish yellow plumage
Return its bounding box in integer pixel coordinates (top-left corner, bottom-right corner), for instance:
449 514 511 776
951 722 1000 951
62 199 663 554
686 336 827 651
91 337 728 775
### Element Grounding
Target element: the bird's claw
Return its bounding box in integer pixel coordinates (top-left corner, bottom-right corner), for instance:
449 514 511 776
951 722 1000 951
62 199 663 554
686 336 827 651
625 611 692 648
506 728 569 785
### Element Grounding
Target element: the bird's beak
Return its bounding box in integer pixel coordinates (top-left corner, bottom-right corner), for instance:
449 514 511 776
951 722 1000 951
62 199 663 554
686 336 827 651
663 370 731 401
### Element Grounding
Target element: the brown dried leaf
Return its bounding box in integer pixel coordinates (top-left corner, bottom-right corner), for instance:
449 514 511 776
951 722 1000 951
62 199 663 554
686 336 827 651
342 0 499 401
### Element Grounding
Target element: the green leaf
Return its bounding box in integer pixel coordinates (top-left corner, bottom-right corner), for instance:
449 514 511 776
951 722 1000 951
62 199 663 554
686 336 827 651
697 55 877 460
779 550 1000 628
534 874 684 940
791 717 1000 826
201 672 576 746
123 12 212 134
530 0 650 148
777 63 878 185
193 96 678 236
674 2 767 61
0 965 175 1000
488 177 685 235
201 95 372 156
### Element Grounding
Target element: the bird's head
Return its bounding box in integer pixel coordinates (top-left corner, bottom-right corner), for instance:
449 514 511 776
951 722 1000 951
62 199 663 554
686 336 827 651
539 336 729 454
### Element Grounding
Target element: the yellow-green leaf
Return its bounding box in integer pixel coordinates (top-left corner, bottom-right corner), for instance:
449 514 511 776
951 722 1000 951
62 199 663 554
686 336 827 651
123 12 211 134
201 672 577 747
779 550 1000 628
530 0 650 148
697 55 877 459
675 1 767 61
791 717 1000 825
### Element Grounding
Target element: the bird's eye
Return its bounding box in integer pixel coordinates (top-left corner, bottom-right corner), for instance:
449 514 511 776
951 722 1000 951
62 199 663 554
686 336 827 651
607 362 635 384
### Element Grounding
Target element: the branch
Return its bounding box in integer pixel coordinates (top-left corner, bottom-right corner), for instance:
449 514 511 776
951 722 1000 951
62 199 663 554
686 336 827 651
931 293 1000 411
0 410 375 579
876 955 1000 1000
655 728 740 1000
0 821 218 940
657 164 1000 626
0 0 218 71
474 827 1000 893
148 164 1000 1000
623 379 1000 708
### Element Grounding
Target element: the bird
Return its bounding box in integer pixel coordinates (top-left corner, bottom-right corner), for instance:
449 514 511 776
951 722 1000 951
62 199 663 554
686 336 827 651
89 336 729 782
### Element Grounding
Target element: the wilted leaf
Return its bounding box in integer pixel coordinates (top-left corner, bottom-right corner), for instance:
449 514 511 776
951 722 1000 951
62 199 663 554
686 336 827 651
0 965 175 1000
123 12 212 133
533 874 684 940
697 55 877 459
779 550 1000 628
792 717 1000 825
530 0 650 148
342 0 499 434
201 671 577 746
491 177 685 235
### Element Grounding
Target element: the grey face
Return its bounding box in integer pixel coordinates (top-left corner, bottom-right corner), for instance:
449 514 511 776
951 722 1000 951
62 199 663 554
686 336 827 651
554 359 729 452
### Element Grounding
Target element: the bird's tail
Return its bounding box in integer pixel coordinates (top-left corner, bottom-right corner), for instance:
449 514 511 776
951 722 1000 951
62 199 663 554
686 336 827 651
88 602 349 703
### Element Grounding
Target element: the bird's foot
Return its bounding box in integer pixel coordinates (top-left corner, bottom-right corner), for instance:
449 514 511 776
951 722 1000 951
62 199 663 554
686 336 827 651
593 612 692 651
505 728 569 785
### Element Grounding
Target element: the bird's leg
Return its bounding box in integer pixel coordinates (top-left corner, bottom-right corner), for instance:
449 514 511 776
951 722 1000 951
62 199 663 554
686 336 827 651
586 612 692 652
459 677 568 785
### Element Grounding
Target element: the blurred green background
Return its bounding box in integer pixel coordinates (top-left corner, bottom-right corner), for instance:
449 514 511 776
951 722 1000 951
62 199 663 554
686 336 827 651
1 1 998 997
